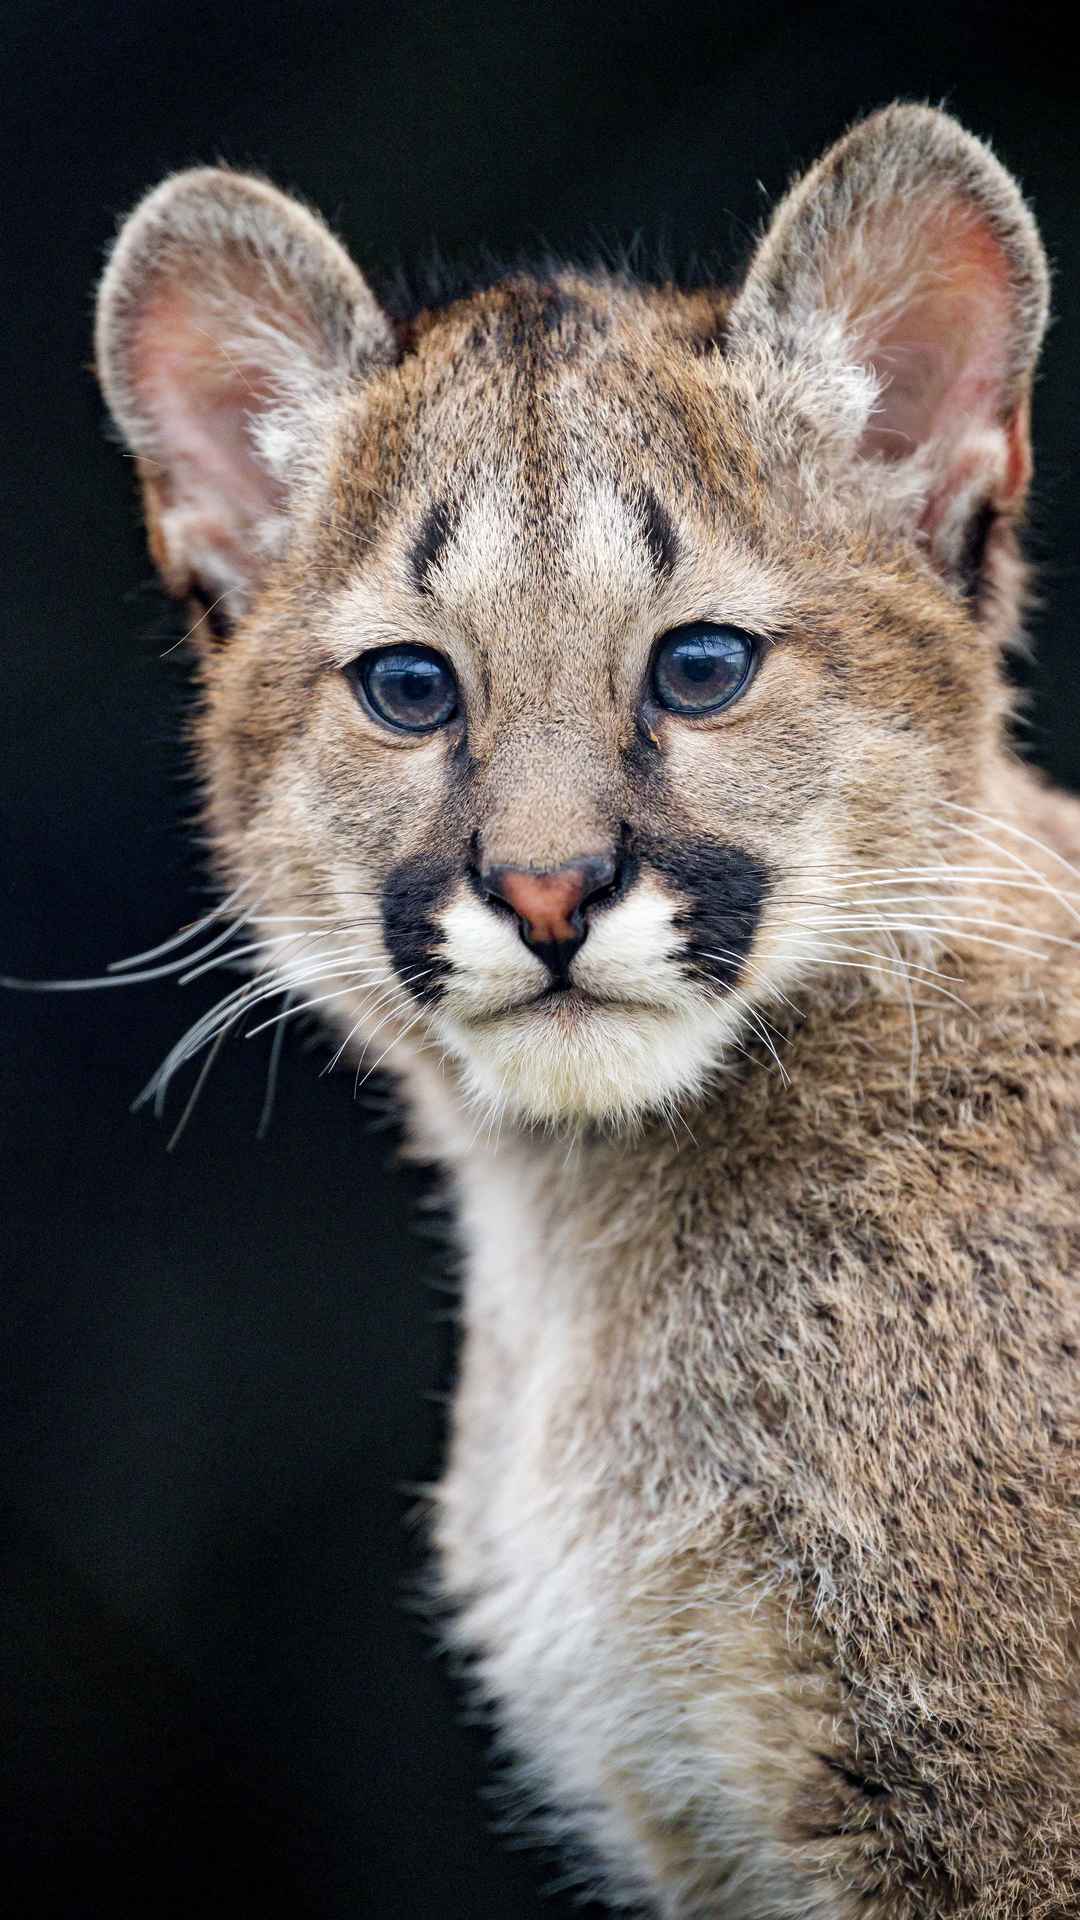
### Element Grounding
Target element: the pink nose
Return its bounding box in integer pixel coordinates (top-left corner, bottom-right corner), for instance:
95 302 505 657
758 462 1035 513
481 852 619 982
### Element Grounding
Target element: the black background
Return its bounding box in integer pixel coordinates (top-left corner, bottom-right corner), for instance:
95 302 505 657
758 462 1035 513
2 4 1077 1916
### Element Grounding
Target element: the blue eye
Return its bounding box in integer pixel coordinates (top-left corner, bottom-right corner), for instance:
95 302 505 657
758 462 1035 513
350 646 459 732
651 623 757 716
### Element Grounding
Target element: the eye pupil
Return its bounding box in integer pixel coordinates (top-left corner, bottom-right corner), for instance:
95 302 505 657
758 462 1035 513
401 667 433 703
683 645 717 684
651 623 756 716
350 646 459 732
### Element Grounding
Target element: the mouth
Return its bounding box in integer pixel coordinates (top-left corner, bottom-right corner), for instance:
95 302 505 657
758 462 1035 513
466 983 665 1028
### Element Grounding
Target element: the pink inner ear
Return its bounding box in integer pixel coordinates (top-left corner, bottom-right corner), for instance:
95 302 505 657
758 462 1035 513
851 207 1025 507
131 288 291 592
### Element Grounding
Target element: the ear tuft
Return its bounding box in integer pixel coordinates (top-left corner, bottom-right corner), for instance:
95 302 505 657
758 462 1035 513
730 105 1050 594
96 169 394 625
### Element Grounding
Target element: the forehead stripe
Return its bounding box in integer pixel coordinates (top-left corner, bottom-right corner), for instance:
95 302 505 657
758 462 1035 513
409 498 457 596
408 486 678 598
637 486 680 581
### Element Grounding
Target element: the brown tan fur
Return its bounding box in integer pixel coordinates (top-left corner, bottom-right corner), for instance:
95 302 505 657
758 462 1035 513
94 107 1080 1914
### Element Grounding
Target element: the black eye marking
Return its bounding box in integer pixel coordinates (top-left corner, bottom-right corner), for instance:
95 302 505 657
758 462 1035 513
638 487 680 581
347 645 459 733
639 836 771 992
381 853 457 1003
650 623 757 717
409 499 456 596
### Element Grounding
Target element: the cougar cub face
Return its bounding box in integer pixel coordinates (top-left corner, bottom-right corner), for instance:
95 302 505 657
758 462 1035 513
96 106 1047 1127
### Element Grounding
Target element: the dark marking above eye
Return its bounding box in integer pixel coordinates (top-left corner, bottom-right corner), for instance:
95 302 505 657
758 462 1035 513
638 487 680 581
409 499 456 597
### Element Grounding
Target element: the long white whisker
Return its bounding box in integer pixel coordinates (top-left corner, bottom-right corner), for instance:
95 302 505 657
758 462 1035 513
782 916 1067 957
723 985 790 1085
256 996 292 1141
322 974 424 1075
243 966 428 1039
177 928 322 985
112 911 255 981
939 799 1080 892
696 948 805 1017
778 935 965 985
794 952 973 1010
136 951 385 1114
137 974 273 1116
787 865 1080 896
106 882 252 971
786 885 1073 911
3 942 255 993
934 814 1080 930
875 911 920 1103
353 1002 433 1096
165 1015 237 1151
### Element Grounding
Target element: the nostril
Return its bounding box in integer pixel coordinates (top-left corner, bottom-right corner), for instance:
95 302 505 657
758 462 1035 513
478 872 519 921
577 851 620 913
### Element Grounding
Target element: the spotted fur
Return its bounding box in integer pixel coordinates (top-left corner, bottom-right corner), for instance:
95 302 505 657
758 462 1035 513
96 106 1080 1915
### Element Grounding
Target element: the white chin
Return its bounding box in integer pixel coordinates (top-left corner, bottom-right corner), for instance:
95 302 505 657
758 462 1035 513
437 997 732 1132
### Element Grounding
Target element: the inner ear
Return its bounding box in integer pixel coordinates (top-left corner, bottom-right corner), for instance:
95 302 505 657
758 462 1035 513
97 167 394 631
729 106 1049 597
131 285 292 613
854 208 1013 462
851 201 1035 587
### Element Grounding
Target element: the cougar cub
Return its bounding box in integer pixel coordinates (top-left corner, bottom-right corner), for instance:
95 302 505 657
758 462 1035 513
94 106 1080 1915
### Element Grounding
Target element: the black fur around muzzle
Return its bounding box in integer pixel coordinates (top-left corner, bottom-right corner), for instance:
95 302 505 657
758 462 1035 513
380 836 770 1003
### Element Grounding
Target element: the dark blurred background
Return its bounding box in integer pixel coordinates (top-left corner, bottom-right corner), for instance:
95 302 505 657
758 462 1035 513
1 3 1077 1915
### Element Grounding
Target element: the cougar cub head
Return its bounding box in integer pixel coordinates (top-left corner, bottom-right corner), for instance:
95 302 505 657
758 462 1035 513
97 105 1048 1131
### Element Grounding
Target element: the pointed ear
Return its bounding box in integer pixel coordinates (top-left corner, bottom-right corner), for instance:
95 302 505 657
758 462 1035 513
96 169 394 630
729 105 1050 594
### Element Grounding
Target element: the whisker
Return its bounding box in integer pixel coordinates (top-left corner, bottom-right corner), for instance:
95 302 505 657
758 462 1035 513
751 927 971 1006
243 965 426 1039
136 948 386 1114
106 881 252 971
135 974 272 1116
177 927 323 985
353 1002 433 1097
723 985 790 1085
788 917 1070 959
779 935 965 985
939 799 1080 891
784 883 1075 910
256 996 292 1141
173 923 374 987
872 912 920 1102
790 951 973 1011
933 813 1080 930
785 863 1080 893
322 972 426 1075
696 947 805 1017
166 1015 237 1151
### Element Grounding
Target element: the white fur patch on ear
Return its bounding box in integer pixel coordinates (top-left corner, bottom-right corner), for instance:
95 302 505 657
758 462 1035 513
96 168 394 619
730 105 1049 583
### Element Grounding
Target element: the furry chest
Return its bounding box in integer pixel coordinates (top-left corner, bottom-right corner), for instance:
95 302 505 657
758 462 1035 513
437 1169 844 1914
